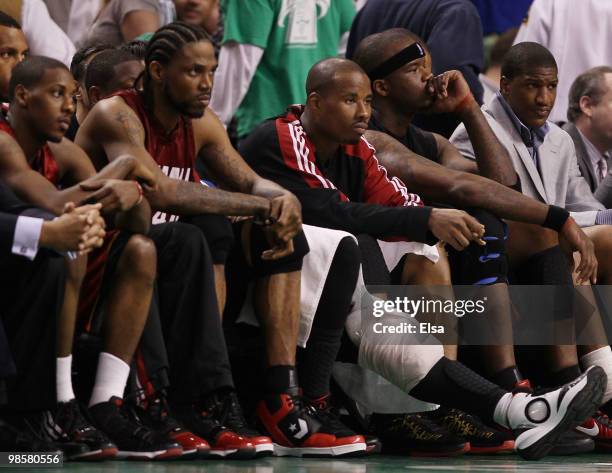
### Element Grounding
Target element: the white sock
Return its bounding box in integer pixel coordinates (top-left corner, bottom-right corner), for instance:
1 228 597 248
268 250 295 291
581 346 612 403
88 352 130 407
56 355 75 402
492 392 513 428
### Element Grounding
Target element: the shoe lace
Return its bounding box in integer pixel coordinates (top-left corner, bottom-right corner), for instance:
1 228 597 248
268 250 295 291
107 400 159 446
57 400 100 438
308 399 348 433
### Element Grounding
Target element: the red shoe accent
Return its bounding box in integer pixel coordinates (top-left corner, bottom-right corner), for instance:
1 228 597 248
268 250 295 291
579 413 612 451
246 434 274 455
513 379 533 393
468 440 515 454
72 446 119 461
168 429 210 457
153 446 184 460
209 430 256 459
257 394 296 447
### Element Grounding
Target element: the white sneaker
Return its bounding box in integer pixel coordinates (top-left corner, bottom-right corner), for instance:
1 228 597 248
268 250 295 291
506 366 605 460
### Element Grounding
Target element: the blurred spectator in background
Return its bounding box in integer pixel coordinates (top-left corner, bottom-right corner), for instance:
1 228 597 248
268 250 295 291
0 0 75 66
564 66 612 206
480 27 517 105
84 0 161 47
173 0 220 35
347 0 484 138
469 0 532 36
515 0 612 124
210 0 355 141
43 0 102 48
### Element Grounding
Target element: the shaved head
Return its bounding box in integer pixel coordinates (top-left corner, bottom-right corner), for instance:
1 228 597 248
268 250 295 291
353 28 425 77
305 58 369 96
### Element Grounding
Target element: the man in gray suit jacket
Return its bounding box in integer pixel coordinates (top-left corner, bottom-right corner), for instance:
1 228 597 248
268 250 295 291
563 66 612 208
451 43 612 441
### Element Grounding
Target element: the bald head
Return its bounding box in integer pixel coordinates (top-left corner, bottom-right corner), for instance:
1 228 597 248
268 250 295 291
353 28 424 77
306 58 368 96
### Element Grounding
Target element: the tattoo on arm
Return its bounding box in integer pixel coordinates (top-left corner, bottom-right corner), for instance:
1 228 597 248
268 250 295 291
200 144 255 193
114 111 144 146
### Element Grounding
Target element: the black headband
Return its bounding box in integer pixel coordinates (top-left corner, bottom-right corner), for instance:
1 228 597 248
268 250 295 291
368 42 426 80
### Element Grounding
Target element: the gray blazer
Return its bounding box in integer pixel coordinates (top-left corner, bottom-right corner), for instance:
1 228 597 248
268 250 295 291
450 94 604 227
563 122 612 208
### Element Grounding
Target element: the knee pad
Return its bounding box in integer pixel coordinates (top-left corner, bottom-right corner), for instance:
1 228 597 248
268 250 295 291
250 226 309 276
184 214 235 265
449 209 508 285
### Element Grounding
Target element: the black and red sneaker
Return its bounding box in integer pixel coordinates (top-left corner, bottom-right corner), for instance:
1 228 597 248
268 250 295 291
130 394 210 458
172 402 256 459
26 399 118 461
89 397 182 460
256 388 366 457
430 408 514 454
202 390 274 457
576 412 612 451
370 413 469 457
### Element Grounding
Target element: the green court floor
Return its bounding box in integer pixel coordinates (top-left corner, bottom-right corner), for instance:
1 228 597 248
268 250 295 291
6 455 612 473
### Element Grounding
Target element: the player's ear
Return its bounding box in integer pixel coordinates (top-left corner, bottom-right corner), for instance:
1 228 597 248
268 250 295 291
13 84 28 107
500 76 511 97
306 92 321 110
149 61 164 82
88 86 102 106
372 78 389 97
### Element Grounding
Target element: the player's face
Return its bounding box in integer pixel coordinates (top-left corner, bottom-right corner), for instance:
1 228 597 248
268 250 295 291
501 67 558 129
0 26 28 101
383 42 433 111
163 40 216 118
108 59 144 95
22 68 76 143
319 70 372 144
174 0 220 34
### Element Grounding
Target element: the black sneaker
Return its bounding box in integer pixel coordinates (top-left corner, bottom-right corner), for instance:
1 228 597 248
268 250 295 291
370 413 469 457
549 430 594 455
172 402 256 459
24 400 117 460
89 396 182 460
431 408 514 454
129 394 210 458
0 418 61 453
308 395 371 457
202 390 273 457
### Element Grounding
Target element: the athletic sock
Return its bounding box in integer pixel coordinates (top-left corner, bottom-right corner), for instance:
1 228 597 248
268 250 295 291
491 365 524 391
89 352 130 407
581 346 612 402
264 365 298 395
545 364 582 387
56 355 75 403
410 357 508 426
298 237 359 400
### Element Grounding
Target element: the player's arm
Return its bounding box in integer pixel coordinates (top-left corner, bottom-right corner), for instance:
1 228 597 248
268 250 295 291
366 130 597 282
432 133 479 173
196 111 302 243
50 139 151 234
428 70 518 186
76 97 275 219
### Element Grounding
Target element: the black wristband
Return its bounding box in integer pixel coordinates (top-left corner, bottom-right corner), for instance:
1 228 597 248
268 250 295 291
542 205 570 232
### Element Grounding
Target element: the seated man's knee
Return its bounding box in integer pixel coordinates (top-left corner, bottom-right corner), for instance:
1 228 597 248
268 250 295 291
185 214 234 265
250 227 309 276
334 236 360 278
122 234 157 280
450 209 508 285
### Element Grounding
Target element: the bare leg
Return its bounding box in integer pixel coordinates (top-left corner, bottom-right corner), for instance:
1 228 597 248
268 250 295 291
102 235 156 363
213 264 226 317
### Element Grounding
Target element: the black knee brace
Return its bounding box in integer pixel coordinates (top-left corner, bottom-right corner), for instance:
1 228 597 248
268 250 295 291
449 209 509 285
184 214 235 265
249 225 309 277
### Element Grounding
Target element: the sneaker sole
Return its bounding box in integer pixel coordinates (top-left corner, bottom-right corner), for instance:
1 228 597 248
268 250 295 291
272 442 367 457
117 446 183 460
467 440 515 455
254 442 274 457
209 447 256 459
516 366 605 461
70 447 118 461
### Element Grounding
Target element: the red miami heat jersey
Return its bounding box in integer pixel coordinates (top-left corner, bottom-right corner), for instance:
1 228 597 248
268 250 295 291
112 89 200 224
0 118 60 185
